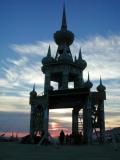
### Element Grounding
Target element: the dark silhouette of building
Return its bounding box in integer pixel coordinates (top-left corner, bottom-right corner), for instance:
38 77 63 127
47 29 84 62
29 6 106 144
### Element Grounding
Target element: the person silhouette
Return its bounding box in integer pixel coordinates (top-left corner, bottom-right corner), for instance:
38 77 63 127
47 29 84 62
59 130 65 145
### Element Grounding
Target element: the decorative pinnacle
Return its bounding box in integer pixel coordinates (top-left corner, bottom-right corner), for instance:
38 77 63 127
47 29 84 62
84 72 93 88
97 76 106 91
47 45 51 57
78 48 82 59
33 83 35 91
88 72 90 81
100 76 102 85
61 4 67 30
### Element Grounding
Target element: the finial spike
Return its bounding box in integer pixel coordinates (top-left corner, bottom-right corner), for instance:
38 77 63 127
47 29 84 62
100 76 102 85
88 72 90 81
97 76 106 91
79 48 82 59
33 83 35 91
61 3 67 30
47 45 51 57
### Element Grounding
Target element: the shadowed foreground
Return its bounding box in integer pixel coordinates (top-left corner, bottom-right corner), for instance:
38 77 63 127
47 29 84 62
0 142 120 160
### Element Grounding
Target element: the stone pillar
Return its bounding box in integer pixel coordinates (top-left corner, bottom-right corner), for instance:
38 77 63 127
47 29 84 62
98 100 105 143
72 108 79 135
44 72 51 93
38 103 49 145
43 104 49 134
39 106 44 131
83 96 92 144
30 104 36 142
61 71 68 90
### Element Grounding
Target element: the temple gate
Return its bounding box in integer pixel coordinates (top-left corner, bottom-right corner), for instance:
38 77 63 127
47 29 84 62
29 6 106 144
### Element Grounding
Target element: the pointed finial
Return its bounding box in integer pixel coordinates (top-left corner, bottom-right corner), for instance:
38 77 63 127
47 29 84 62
97 76 106 91
84 72 93 88
100 76 102 85
78 48 82 60
61 4 67 30
30 83 37 96
47 45 51 57
33 83 35 91
88 72 90 81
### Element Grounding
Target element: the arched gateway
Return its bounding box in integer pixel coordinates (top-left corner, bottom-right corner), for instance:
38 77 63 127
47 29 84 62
29 6 106 144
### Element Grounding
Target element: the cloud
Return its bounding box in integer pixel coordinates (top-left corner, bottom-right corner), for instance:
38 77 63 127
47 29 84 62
0 95 29 112
7 57 28 66
72 35 120 80
10 35 120 81
0 111 72 133
10 41 57 57
105 111 120 117
0 112 30 132
0 110 119 134
0 34 120 132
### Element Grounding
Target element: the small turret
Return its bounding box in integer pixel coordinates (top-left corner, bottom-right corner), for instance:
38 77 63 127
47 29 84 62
97 77 106 92
75 48 87 70
84 73 93 89
30 83 37 97
42 45 55 65
78 48 82 59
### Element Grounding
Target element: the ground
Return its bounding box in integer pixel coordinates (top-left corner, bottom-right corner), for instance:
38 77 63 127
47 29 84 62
0 142 120 160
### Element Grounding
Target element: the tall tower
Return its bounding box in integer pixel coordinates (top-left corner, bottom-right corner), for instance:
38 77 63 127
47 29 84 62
29 6 106 144
42 6 87 93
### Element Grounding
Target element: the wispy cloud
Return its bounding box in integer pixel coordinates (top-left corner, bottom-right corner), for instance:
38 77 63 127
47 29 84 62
0 34 120 132
7 57 28 66
10 41 57 57
10 35 120 81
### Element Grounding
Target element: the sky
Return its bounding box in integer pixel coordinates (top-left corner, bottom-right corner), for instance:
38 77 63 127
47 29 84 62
0 0 120 136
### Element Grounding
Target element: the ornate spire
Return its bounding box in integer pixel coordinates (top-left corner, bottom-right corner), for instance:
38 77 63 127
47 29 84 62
61 4 67 30
33 83 35 91
54 5 74 48
100 76 102 85
42 45 55 65
84 72 93 89
47 45 51 57
75 48 87 70
97 76 106 92
78 48 82 60
87 72 90 81
30 83 37 97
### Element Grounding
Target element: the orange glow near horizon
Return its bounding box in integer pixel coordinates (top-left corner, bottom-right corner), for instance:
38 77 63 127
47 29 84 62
0 131 29 138
0 122 119 138
49 121 71 137
0 112 119 138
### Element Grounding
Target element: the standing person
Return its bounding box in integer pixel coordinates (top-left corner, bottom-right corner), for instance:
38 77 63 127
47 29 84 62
65 134 69 144
69 133 72 144
59 130 65 145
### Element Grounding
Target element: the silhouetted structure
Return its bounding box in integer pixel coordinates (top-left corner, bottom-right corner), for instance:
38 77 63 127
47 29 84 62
29 6 106 144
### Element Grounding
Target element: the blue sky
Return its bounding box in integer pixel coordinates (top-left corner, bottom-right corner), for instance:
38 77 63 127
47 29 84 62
0 0 120 135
